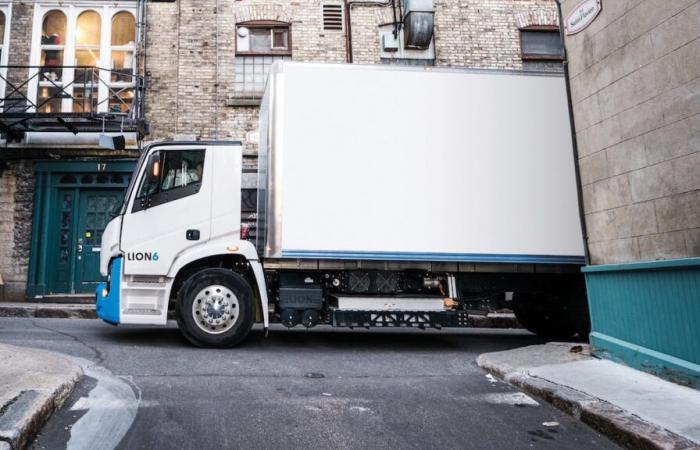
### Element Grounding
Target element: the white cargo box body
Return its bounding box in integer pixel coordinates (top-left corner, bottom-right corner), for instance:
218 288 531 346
257 62 585 264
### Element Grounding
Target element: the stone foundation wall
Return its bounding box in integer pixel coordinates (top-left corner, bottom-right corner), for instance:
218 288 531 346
0 161 34 301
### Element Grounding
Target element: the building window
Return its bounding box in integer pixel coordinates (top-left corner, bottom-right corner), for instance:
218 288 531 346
520 27 564 73
0 5 11 109
234 21 291 97
38 10 67 113
0 9 6 63
73 10 101 112
109 11 136 113
30 5 138 114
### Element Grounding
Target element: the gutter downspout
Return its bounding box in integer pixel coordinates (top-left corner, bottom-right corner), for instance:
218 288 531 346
344 0 393 63
555 0 591 265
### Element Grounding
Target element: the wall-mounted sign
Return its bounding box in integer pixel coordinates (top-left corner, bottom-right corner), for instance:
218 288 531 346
565 0 602 35
247 130 259 144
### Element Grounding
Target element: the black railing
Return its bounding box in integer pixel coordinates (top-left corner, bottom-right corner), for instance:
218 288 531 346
0 66 146 139
0 65 145 120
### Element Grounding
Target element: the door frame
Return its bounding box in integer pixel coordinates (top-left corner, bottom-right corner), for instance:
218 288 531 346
26 159 136 298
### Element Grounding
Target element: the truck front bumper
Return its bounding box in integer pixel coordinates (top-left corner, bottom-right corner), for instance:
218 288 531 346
96 257 122 325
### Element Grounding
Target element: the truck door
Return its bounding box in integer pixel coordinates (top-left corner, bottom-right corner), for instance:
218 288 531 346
120 145 212 276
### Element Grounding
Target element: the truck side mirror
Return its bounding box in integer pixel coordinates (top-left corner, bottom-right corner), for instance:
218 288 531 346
147 153 161 183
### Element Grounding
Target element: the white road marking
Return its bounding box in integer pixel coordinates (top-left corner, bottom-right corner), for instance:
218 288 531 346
479 392 539 407
349 406 371 413
64 356 140 450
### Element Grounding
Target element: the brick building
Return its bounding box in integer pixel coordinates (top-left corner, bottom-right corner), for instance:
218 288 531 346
0 0 562 301
560 0 700 387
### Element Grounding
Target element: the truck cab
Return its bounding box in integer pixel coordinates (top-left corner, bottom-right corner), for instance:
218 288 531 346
97 141 269 347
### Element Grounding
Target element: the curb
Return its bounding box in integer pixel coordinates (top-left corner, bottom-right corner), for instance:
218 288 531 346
476 355 697 450
0 304 97 320
0 347 82 450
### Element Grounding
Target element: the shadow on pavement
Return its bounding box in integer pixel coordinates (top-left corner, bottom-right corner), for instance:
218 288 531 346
101 323 544 354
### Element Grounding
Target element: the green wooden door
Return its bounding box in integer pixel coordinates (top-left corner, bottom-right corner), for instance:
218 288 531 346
50 189 78 294
73 190 125 293
44 173 130 295
28 161 136 298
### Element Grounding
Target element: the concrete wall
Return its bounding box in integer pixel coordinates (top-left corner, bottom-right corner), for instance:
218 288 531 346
561 0 700 265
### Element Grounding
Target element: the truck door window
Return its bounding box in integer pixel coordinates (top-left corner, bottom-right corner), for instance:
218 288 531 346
160 150 205 191
132 149 205 212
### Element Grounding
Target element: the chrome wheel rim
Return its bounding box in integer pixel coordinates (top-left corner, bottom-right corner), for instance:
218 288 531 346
191 284 239 334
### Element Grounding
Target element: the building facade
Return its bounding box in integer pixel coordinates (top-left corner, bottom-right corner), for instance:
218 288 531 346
561 0 700 387
0 0 562 301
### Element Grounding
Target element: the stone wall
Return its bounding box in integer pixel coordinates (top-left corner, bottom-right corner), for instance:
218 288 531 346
0 161 34 301
4 2 34 111
562 0 700 264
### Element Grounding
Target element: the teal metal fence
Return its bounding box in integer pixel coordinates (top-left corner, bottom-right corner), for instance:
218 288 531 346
583 258 700 389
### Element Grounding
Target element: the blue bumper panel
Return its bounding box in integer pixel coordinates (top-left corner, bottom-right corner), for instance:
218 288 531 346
96 257 122 325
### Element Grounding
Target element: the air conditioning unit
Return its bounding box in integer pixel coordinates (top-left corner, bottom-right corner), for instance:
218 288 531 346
403 0 434 49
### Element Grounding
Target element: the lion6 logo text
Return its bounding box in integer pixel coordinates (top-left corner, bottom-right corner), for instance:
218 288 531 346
126 251 159 261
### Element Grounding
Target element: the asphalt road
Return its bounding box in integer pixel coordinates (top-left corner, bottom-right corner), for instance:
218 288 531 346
0 318 618 449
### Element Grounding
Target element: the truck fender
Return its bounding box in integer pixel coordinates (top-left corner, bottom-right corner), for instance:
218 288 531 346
167 238 269 330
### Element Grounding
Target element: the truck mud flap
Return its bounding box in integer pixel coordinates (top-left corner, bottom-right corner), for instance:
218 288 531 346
331 310 471 329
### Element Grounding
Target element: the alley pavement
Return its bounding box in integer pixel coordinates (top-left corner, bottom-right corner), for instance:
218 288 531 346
0 318 617 449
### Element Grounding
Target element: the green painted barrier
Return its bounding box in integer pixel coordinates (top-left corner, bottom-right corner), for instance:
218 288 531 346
583 258 700 389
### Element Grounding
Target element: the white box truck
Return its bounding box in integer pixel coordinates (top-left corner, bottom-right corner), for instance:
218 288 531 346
96 62 588 347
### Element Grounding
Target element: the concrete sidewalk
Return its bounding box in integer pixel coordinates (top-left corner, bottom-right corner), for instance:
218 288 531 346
0 344 83 449
477 343 700 450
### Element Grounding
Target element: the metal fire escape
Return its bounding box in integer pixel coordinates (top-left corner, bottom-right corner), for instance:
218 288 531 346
0 66 146 142
0 0 148 144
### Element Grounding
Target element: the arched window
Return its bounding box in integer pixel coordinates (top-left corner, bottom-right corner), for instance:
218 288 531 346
38 10 67 112
111 12 135 46
75 11 101 66
109 12 136 112
31 5 138 114
73 10 101 112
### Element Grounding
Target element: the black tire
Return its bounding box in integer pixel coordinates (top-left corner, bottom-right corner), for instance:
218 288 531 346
513 287 590 341
175 268 255 348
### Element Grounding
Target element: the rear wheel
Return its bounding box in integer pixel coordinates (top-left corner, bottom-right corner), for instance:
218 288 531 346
176 268 255 348
513 287 590 341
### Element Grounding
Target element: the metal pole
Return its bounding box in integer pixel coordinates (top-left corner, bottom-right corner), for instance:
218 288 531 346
555 0 591 265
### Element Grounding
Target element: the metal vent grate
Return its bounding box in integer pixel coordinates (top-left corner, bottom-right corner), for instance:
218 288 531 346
322 4 344 31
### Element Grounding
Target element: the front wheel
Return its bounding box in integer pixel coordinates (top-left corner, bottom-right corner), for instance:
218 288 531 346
176 268 255 348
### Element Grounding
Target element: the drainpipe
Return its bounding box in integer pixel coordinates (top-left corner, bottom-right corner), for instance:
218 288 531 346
555 0 591 265
344 0 393 63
